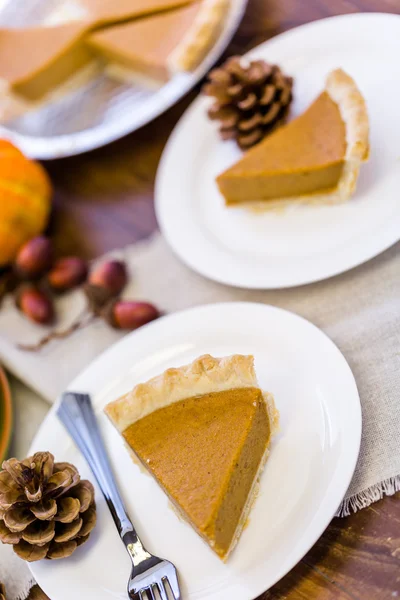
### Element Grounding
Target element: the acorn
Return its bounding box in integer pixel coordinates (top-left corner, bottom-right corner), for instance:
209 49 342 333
15 237 53 279
104 300 159 330
47 257 88 292
88 260 127 296
16 285 54 325
85 260 129 314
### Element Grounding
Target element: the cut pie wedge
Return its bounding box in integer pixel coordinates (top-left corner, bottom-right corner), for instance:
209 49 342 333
0 23 91 100
87 0 230 83
105 354 278 560
217 69 369 207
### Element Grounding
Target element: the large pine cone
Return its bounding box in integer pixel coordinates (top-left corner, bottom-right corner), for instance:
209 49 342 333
203 56 293 149
0 452 96 562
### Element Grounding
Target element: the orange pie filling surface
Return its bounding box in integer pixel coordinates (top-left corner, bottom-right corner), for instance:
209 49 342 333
123 387 270 559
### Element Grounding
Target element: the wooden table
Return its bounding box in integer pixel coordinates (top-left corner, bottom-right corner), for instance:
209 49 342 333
43 1 400 598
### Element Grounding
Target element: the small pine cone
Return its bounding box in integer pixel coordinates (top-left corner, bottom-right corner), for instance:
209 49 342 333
28 585 51 600
203 56 293 149
0 452 96 562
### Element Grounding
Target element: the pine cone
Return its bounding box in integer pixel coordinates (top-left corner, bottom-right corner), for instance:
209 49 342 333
28 585 51 600
203 56 293 149
0 583 6 600
0 452 96 562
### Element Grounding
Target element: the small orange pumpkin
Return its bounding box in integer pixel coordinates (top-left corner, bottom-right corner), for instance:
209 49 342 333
0 140 52 267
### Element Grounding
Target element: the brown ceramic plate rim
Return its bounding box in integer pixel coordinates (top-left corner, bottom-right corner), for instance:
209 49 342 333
0 366 12 462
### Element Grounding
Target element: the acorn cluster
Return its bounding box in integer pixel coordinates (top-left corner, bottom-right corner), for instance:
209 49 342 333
0 236 159 350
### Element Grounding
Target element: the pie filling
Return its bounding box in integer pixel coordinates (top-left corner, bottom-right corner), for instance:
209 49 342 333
14 42 92 101
0 24 91 101
222 162 345 204
80 0 195 26
87 0 230 84
91 43 168 82
87 2 203 83
123 387 271 558
217 90 348 205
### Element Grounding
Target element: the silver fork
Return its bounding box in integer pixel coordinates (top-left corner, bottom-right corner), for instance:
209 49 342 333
58 391 181 600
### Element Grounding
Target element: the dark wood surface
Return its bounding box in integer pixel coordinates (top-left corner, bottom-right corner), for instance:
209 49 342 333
45 1 400 598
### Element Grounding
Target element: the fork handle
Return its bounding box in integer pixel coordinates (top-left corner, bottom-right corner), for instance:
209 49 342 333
58 392 142 549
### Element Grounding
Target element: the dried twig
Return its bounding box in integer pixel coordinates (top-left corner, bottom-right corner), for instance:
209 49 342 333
18 310 95 352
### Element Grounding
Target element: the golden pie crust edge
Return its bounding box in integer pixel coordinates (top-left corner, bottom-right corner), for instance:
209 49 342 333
325 67 369 200
168 0 231 73
104 353 278 433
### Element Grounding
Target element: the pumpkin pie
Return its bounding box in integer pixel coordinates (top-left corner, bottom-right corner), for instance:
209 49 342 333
0 23 92 101
87 0 230 83
105 354 278 560
217 69 369 207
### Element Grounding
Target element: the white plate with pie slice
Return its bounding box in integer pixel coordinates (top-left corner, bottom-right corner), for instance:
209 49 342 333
155 12 400 288
29 302 361 600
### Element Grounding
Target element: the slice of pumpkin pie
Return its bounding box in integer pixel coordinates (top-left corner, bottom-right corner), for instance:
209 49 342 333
217 69 369 207
105 354 278 560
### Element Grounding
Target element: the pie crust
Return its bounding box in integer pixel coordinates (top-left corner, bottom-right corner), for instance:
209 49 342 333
168 0 231 73
324 68 369 204
105 353 278 433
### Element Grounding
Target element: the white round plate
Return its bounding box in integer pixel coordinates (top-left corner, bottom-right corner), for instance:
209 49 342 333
156 13 400 289
0 0 247 159
29 302 361 600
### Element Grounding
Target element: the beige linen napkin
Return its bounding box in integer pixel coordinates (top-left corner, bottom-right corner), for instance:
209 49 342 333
0 233 399 508
0 234 399 599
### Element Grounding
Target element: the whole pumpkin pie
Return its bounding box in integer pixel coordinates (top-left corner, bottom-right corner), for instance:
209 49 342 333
87 0 230 83
105 354 278 560
217 69 369 207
